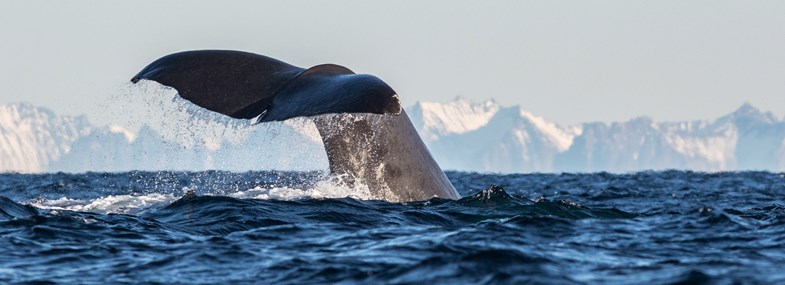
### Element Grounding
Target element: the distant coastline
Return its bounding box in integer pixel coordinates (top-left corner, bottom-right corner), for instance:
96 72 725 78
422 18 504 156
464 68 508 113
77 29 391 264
3 99 785 173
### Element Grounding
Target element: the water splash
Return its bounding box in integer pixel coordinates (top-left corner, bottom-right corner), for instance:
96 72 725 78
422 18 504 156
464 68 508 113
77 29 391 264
27 172 381 214
230 174 376 201
69 81 329 172
30 193 178 215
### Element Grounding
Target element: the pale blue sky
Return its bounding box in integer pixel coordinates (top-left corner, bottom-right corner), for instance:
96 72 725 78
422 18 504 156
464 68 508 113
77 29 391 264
1 1 784 125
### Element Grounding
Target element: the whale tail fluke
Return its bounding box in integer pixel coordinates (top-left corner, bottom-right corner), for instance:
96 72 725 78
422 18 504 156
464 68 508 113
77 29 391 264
131 50 459 201
131 50 401 122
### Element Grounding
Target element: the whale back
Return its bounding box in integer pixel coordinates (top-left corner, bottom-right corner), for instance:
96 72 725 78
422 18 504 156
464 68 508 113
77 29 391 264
131 50 401 121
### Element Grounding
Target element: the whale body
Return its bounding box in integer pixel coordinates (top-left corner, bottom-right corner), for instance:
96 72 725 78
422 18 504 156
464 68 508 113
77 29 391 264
131 50 460 202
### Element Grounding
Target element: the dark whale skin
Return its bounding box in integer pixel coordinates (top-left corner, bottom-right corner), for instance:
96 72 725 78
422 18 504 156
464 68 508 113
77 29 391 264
131 50 459 201
131 50 401 122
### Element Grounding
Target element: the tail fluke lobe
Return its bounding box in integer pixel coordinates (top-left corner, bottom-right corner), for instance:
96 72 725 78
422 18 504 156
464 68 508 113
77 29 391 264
131 50 401 121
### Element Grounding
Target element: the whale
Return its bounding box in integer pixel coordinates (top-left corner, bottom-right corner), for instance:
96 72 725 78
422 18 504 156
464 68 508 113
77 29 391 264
131 50 460 202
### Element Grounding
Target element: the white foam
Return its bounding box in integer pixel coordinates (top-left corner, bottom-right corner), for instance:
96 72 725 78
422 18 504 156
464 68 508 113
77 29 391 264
29 174 380 215
230 175 376 201
31 193 178 215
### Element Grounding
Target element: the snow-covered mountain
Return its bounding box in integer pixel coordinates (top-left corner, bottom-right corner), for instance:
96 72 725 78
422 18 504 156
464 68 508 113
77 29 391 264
408 99 581 172
408 97 501 142
409 98 785 173
555 104 785 172
3 100 785 173
0 103 92 172
0 102 327 173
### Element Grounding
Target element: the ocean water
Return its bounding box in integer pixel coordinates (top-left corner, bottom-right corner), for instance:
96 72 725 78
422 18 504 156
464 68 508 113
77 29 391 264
1 170 784 284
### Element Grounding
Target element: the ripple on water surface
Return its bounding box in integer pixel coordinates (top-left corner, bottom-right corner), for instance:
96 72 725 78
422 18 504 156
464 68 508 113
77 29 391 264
1 171 785 284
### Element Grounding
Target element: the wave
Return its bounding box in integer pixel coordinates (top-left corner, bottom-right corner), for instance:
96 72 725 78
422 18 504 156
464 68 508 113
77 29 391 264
4 171 785 284
1 183 634 239
0 196 38 220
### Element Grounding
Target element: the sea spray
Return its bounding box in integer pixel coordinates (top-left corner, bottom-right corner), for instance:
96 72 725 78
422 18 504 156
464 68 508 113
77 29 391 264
59 81 329 172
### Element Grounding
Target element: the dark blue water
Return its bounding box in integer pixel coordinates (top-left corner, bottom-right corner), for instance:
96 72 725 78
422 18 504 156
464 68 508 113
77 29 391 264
1 171 784 284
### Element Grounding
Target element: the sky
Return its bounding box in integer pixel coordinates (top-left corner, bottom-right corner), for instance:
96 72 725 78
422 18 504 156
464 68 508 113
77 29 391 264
1 0 784 125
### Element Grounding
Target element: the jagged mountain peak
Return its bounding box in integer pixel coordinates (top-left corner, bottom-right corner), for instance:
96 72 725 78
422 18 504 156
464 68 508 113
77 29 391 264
1 102 55 121
735 102 759 114
4 100 785 173
408 98 785 173
408 97 502 142
728 102 779 124
1 102 91 129
0 102 93 173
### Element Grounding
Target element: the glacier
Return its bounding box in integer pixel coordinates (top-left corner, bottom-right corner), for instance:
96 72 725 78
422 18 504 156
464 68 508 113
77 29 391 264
2 99 785 173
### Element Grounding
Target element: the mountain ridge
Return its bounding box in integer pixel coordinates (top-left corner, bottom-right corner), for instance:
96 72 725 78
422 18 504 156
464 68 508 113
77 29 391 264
2 100 784 173
406 98 785 173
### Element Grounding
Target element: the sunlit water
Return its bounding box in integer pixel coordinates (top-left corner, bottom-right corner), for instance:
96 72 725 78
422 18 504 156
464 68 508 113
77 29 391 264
1 171 784 284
